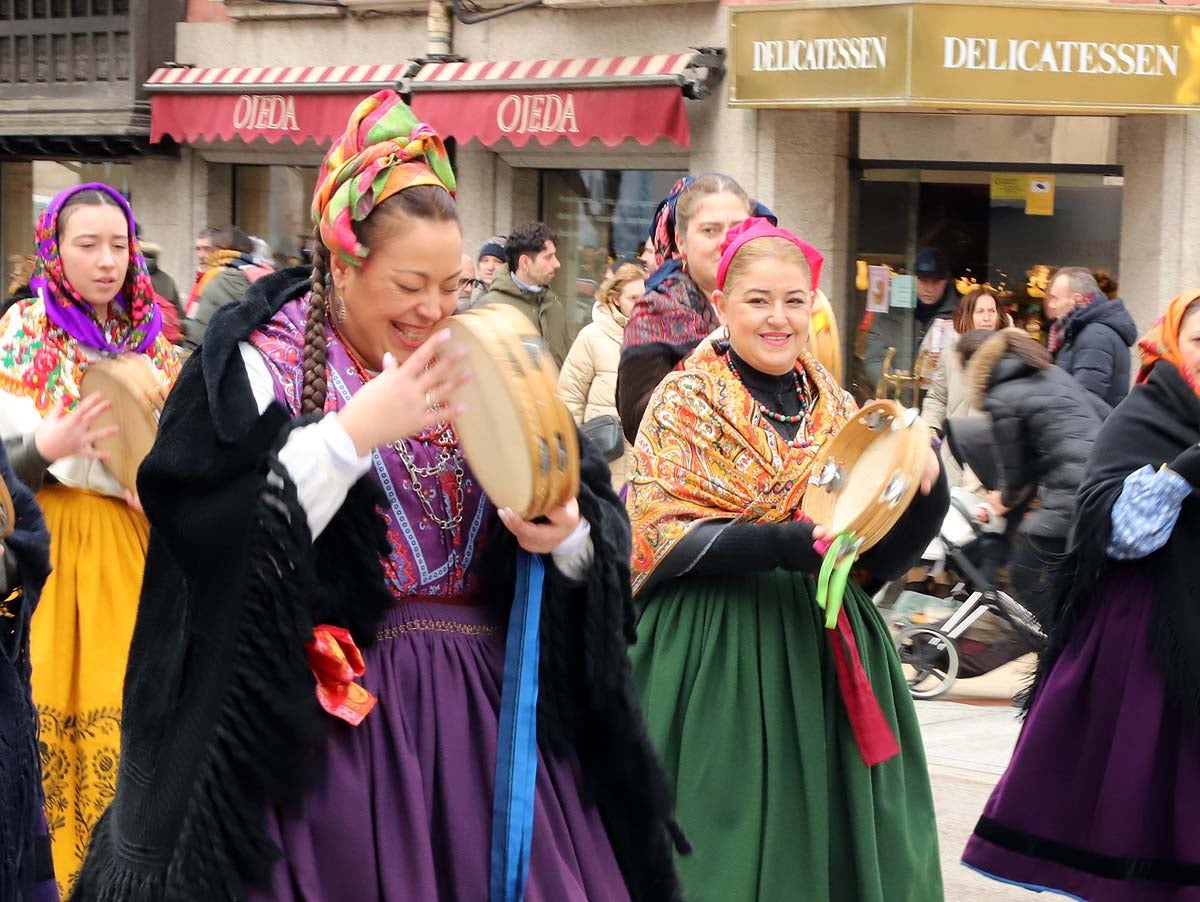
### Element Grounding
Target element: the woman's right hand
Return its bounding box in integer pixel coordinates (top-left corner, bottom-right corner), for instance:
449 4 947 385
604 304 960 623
34 393 118 463
337 330 471 457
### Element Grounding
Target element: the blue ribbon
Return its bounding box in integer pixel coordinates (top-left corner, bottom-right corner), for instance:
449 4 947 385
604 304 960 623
490 550 545 902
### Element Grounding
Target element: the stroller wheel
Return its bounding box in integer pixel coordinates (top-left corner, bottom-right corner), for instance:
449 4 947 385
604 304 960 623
895 626 960 700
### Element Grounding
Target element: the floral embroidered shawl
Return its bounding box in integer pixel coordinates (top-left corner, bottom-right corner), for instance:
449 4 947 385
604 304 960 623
628 339 855 594
0 298 179 417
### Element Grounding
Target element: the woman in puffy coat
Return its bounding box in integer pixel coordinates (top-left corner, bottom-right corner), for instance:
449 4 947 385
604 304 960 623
954 328 1108 622
557 262 644 488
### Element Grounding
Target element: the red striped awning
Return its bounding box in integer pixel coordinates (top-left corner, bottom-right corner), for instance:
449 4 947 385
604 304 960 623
408 50 724 148
144 63 414 145
410 54 697 92
146 64 413 93
144 49 724 148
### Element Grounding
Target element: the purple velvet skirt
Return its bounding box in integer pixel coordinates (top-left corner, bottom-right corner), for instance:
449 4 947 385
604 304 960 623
247 601 629 902
963 564 1200 900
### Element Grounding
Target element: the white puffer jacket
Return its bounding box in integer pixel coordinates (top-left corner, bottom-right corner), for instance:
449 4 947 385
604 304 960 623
556 300 632 489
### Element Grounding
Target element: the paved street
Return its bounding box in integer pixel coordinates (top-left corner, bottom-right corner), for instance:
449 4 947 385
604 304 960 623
917 659 1034 901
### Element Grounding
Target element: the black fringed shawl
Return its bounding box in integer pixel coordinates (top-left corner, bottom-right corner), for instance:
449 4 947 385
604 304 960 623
0 443 52 899
73 267 685 901
1028 361 1200 720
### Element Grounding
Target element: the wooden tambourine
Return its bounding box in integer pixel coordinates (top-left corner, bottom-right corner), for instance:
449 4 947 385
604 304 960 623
0 479 14 541
445 305 580 520
79 354 167 495
801 400 931 553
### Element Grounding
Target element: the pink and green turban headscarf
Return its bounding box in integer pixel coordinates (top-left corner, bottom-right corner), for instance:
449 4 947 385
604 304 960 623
313 89 456 266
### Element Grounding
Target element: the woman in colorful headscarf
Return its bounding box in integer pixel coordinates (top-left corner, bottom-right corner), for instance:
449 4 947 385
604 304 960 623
74 90 684 902
628 218 948 901
963 291 1200 901
617 175 844 443
616 173 754 442
0 183 178 895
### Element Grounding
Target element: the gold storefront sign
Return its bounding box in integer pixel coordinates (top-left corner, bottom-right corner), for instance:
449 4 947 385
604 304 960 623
730 1 1200 113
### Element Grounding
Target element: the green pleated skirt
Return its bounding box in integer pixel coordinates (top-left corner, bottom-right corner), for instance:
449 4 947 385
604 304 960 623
631 569 943 902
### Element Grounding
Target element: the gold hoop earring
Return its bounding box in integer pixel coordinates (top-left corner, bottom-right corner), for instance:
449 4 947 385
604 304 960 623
681 256 689 274
331 290 347 324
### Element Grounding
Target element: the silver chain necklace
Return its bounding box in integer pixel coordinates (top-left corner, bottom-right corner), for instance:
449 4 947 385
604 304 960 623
390 429 466 531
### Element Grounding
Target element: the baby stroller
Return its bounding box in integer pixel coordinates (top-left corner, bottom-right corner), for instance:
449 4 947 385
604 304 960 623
884 495 1045 699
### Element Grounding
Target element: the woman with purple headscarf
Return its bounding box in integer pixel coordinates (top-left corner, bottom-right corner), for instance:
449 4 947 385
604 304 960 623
0 184 179 895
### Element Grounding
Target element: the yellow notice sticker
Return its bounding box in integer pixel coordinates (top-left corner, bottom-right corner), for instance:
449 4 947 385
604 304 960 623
990 173 1027 200
1026 175 1056 216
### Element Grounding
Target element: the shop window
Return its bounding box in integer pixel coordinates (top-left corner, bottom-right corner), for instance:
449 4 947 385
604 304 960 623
232 164 320 268
539 168 685 337
849 167 1122 405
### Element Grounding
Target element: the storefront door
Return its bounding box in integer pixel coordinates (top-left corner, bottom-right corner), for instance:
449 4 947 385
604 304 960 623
849 166 1123 404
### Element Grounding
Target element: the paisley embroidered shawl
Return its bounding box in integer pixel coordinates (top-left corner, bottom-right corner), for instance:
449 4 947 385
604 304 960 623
627 339 855 593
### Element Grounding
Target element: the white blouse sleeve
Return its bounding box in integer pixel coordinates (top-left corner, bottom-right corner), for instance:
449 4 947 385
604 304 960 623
238 342 372 540
0 383 126 498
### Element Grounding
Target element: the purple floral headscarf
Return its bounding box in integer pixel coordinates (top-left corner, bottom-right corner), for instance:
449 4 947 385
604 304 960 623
29 182 162 353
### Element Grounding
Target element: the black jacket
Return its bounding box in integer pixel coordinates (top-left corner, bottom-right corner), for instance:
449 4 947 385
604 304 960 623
1053 297 1138 410
966 331 1107 538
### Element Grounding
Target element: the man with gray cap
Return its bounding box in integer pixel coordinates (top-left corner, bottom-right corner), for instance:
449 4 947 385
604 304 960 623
863 246 958 398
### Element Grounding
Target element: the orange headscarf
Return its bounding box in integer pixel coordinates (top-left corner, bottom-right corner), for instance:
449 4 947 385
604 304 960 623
1137 289 1200 397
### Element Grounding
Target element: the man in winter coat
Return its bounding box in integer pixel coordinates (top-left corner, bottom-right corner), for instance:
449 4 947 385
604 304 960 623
185 226 274 347
480 221 570 366
863 246 958 395
1045 266 1138 410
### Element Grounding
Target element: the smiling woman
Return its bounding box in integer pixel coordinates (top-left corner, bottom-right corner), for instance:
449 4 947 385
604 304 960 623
74 89 685 902
628 217 948 902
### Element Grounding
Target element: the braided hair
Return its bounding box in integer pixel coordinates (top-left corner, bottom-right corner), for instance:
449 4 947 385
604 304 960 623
302 226 331 414
301 185 458 415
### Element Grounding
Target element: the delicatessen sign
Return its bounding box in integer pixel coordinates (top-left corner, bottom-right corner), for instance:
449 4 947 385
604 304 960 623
730 2 1200 113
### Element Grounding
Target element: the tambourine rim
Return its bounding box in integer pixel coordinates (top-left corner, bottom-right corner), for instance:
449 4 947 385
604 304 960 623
444 310 543 517
800 399 929 551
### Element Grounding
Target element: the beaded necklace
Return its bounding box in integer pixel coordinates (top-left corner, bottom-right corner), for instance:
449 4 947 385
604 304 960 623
725 353 812 420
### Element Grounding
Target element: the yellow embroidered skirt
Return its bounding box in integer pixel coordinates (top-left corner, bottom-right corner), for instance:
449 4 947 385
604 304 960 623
31 483 149 896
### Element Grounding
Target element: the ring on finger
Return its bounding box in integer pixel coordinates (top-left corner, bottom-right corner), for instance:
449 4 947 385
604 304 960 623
425 390 436 410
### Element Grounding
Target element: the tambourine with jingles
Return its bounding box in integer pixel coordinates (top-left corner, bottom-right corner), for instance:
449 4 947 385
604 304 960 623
444 304 580 520
802 400 931 551
801 400 931 629
78 354 168 495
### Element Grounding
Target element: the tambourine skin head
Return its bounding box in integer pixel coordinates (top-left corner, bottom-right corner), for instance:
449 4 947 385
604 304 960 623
800 400 930 552
444 305 580 520
78 354 165 495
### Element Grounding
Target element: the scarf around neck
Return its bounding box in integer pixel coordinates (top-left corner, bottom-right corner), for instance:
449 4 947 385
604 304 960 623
626 339 854 594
